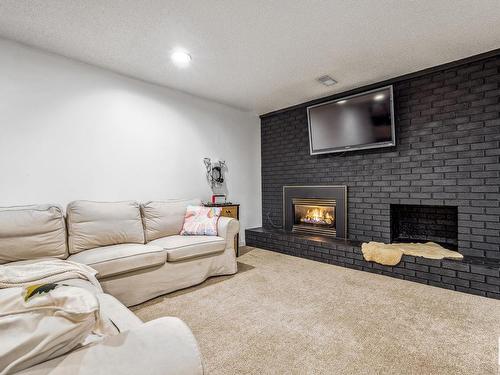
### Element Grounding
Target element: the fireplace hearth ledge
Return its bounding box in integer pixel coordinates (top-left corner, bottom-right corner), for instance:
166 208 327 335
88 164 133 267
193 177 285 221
245 227 500 300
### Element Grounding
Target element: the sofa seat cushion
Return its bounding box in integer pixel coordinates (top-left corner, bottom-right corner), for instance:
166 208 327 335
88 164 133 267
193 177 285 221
68 244 166 279
148 235 225 262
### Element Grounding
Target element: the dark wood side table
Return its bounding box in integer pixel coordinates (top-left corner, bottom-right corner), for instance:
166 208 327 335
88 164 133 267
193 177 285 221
204 203 240 256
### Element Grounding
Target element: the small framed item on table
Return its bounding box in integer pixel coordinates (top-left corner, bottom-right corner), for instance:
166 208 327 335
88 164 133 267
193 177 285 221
211 194 226 204
204 202 240 256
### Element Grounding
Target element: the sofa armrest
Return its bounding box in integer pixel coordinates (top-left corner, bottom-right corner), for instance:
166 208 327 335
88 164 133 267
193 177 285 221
18 317 204 375
217 217 239 247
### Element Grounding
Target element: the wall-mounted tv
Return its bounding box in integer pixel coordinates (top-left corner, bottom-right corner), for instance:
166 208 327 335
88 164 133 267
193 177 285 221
307 85 395 155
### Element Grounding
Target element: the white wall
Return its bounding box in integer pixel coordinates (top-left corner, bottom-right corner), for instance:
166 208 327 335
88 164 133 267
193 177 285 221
0 38 261 243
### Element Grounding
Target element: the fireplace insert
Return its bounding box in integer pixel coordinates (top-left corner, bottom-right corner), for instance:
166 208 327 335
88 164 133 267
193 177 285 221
292 198 336 236
283 185 346 238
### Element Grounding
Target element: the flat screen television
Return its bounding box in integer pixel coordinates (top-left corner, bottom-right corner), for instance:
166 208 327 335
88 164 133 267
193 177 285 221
307 85 395 155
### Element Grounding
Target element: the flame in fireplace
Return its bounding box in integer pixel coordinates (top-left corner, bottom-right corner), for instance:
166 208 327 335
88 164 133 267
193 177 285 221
301 206 334 225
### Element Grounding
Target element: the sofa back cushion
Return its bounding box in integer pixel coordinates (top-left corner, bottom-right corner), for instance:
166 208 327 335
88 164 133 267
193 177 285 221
0 204 68 263
141 199 201 242
67 201 144 254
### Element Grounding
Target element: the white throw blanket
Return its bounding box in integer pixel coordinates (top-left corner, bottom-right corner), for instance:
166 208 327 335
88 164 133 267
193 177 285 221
0 259 101 291
0 285 115 374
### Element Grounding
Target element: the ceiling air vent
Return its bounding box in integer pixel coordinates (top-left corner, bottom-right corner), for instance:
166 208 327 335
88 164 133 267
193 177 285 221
316 75 337 86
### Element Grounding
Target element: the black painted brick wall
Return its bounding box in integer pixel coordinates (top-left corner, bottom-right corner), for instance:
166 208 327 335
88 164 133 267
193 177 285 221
260 55 500 260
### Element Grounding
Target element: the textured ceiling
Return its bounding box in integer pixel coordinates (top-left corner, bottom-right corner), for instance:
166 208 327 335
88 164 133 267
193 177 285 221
1 1 500 114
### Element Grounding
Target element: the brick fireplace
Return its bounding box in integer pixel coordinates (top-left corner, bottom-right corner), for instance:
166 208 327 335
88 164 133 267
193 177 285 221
246 50 500 299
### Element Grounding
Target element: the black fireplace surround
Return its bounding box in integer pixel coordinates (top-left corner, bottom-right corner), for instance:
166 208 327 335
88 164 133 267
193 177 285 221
283 185 347 238
246 50 500 299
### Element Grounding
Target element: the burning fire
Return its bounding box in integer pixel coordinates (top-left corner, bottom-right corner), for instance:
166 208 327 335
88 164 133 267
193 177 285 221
300 207 334 225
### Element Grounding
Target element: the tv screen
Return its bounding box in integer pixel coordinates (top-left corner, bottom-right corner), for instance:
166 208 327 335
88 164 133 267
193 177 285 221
307 86 395 155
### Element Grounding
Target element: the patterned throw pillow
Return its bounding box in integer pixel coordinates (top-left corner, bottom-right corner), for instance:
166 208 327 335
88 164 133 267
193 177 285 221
180 205 222 236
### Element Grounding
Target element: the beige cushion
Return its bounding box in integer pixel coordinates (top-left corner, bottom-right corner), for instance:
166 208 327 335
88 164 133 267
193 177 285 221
148 235 225 262
68 244 166 279
0 204 67 264
67 201 145 254
141 199 201 242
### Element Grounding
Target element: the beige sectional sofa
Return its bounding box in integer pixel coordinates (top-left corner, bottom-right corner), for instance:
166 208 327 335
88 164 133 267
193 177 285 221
0 199 239 374
66 199 239 306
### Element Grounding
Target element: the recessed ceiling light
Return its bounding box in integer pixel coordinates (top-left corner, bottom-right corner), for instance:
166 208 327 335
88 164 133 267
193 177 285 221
171 50 191 67
374 94 385 101
337 100 347 105
316 75 337 86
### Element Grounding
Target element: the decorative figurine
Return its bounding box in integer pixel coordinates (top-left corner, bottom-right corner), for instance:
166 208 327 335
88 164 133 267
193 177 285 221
203 158 227 191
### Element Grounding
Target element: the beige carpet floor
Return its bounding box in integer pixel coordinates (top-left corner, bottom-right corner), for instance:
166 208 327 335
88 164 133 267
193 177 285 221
132 248 500 375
